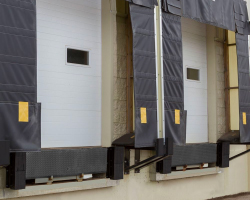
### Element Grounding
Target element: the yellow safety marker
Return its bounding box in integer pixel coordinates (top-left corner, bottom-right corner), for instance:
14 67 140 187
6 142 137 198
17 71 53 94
141 107 147 124
175 109 180 125
19 102 29 122
243 112 247 125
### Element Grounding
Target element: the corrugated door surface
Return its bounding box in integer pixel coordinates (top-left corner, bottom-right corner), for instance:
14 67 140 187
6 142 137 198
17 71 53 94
37 0 102 147
182 18 208 143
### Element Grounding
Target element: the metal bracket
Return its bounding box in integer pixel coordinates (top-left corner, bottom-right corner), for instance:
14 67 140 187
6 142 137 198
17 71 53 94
124 138 173 173
106 147 124 180
125 155 170 172
134 150 140 173
6 152 26 190
229 149 250 161
156 156 172 174
47 176 53 185
124 149 130 175
217 142 230 168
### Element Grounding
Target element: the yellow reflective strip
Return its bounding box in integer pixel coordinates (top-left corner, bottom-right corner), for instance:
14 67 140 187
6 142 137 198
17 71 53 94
141 107 147 124
19 102 29 122
175 109 180 125
243 112 247 125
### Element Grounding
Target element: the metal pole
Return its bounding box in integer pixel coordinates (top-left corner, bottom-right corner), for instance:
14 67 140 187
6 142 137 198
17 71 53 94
159 0 165 142
229 149 250 161
154 6 160 139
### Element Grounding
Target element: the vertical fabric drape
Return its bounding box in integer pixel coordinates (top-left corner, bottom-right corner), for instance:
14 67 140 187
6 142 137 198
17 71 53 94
162 12 186 145
0 0 37 102
0 0 41 152
236 34 250 143
125 0 158 8
130 3 158 148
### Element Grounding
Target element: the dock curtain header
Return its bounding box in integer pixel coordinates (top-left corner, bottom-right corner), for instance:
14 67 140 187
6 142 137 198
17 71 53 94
126 0 158 8
162 0 249 34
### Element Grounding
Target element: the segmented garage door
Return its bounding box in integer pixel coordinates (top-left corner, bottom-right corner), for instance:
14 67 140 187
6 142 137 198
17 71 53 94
37 0 102 147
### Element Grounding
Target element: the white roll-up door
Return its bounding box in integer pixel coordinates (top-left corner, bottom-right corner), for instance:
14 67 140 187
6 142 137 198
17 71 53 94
182 18 208 143
37 0 102 148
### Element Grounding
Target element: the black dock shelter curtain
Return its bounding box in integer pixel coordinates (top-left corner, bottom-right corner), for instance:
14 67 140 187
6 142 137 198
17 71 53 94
161 2 186 145
126 0 250 144
128 0 187 146
0 102 41 152
126 0 158 8
234 0 250 35
128 1 158 148
234 0 250 143
161 0 250 144
181 0 235 32
236 34 250 143
162 0 182 16
0 0 37 103
180 0 250 34
0 0 41 152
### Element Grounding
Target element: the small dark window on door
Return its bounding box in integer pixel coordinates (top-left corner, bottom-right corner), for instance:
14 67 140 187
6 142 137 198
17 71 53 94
67 48 89 66
187 68 200 81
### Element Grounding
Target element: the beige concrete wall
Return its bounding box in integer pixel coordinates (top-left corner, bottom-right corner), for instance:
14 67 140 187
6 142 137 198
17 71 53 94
102 0 128 142
2 2 250 200
216 40 226 140
207 25 227 143
3 145 248 200
101 0 116 147
113 15 128 141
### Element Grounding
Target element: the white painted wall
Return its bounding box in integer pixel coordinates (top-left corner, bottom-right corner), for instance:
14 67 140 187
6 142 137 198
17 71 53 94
182 18 208 143
37 0 102 148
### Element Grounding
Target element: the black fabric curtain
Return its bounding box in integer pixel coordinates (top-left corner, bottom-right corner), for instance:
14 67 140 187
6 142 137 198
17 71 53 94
181 0 235 31
0 0 37 102
0 0 41 151
129 3 158 148
234 0 250 35
182 0 236 31
179 0 250 34
162 11 186 145
126 0 158 8
233 0 250 143
162 0 181 16
236 34 250 143
162 0 250 143
0 102 41 152
126 0 250 145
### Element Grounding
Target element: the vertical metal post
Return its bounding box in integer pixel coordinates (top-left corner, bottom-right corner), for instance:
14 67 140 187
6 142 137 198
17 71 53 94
154 5 160 139
6 152 26 190
159 0 165 142
124 149 130 174
217 142 230 168
134 150 140 173
106 147 124 180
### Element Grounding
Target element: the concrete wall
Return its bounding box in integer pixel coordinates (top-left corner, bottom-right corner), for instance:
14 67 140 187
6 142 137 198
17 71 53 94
2 146 249 200
113 15 128 141
102 0 128 145
101 0 116 147
1 1 250 200
207 25 227 143
216 41 226 140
